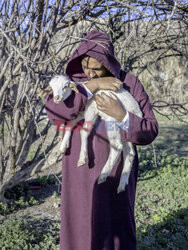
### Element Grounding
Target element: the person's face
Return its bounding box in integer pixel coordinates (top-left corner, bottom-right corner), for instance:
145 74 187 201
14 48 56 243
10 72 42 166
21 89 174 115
81 56 109 79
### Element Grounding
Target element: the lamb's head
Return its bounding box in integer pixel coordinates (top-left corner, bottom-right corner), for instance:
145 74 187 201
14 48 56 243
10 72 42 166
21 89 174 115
49 75 78 104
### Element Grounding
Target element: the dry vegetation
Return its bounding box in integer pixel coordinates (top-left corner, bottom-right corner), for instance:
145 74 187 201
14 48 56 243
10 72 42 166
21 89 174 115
0 0 187 200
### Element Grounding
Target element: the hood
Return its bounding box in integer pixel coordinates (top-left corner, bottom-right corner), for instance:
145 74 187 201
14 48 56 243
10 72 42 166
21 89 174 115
65 30 121 82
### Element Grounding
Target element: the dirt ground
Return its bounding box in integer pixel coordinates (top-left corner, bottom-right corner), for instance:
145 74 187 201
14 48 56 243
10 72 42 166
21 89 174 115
1 162 62 224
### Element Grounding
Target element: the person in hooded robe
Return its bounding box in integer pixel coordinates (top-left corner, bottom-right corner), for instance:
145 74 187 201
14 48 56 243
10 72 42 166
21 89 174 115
45 30 158 250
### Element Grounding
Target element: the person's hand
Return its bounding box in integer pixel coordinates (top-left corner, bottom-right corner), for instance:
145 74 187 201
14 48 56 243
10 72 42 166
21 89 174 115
95 92 126 122
85 77 123 94
97 77 123 91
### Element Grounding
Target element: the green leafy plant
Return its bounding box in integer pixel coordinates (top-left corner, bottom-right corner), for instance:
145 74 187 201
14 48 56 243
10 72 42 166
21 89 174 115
136 145 188 249
0 182 39 215
0 217 60 250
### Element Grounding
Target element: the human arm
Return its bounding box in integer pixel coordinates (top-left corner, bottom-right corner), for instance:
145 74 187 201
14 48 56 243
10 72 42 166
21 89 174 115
95 92 127 122
45 76 122 125
84 77 123 94
119 78 158 145
45 85 88 125
94 77 158 145
85 76 128 123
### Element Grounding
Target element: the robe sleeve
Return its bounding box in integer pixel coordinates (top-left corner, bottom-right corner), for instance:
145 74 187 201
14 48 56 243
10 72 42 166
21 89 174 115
45 85 88 125
120 78 158 145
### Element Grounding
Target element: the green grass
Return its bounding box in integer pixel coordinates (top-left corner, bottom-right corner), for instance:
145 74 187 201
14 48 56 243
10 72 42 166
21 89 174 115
135 114 188 249
0 175 60 249
136 147 188 249
0 217 60 250
0 115 187 249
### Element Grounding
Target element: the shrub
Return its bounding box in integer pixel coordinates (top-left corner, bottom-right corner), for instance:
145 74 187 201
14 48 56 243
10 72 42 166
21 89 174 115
0 217 60 250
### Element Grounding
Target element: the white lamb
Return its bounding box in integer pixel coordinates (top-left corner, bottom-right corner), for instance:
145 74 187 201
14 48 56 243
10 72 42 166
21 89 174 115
49 75 142 193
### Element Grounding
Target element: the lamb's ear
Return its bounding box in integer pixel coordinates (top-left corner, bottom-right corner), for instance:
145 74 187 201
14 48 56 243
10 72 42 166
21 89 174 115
68 82 79 93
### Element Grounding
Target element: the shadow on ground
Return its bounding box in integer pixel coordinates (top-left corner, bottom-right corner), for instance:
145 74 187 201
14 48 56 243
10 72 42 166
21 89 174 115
156 122 188 156
0 173 62 217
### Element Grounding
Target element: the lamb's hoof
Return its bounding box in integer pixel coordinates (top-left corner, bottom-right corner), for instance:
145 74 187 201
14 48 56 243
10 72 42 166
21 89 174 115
98 173 108 184
59 146 66 154
77 159 86 167
117 185 125 194
117 181 128 194
59 142 69 154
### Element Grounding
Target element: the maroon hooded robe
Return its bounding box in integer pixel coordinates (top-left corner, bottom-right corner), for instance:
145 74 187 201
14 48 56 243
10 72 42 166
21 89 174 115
45 30 158 250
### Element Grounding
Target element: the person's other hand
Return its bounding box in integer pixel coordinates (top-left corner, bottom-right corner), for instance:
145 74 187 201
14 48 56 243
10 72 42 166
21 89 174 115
95 92 126 122
85 77 123 94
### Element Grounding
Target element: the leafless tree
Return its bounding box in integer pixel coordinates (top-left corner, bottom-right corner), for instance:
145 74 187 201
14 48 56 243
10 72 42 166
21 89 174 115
105 0 188 119
0 0 112 201
0 0 187 201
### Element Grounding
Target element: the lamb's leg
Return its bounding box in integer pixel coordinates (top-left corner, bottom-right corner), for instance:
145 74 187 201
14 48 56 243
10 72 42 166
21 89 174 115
98 129 123 184
77 111 97 167
59 115 83 154
117 142 135 193
59 129 72 153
